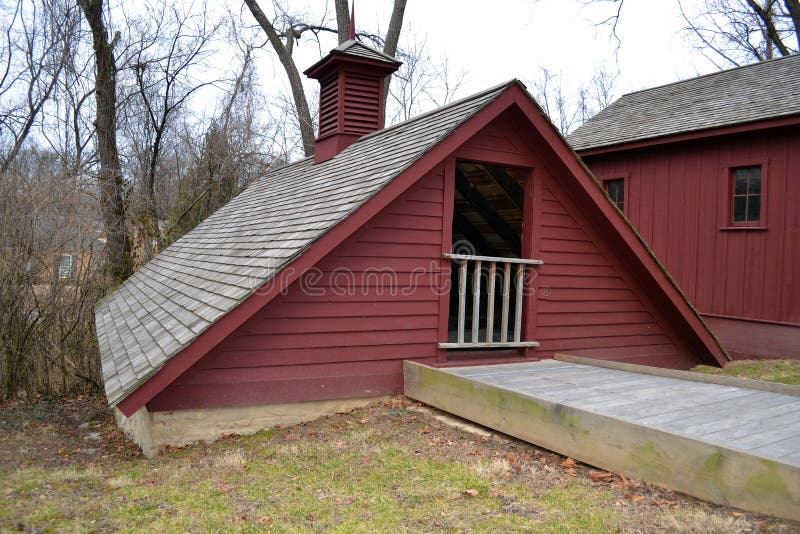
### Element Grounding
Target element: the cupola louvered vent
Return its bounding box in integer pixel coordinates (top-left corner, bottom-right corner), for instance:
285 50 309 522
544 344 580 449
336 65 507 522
304 39 401 164
343 73 380 134
318 73 340 138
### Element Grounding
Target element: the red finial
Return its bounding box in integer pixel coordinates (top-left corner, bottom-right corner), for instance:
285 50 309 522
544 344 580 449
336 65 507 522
349 1 356 40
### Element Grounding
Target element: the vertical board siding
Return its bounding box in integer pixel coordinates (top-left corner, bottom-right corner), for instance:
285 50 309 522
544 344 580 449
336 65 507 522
148 165 446 410
534 178 695 367
583 127 800 326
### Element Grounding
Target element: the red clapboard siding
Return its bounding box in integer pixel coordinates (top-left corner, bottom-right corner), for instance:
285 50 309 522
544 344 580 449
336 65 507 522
200 343 437 369
580 124 800 358
147 359 426 411
534 179 694 364
148 165 446 409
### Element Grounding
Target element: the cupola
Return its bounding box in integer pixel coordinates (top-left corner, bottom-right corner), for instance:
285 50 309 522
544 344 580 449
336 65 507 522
303 11 401 163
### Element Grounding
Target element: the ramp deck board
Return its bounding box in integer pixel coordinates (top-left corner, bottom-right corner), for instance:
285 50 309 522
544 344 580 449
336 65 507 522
403 358 800 521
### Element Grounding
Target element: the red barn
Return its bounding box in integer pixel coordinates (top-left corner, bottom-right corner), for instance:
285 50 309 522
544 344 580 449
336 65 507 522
95 38 727 456
568 55 800 361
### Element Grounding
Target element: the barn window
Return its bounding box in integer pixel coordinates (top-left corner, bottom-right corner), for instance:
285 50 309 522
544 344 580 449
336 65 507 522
730 166 761 225
604 178 625 212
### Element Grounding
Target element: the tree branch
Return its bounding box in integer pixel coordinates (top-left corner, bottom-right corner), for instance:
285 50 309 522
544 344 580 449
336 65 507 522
244 0 315 156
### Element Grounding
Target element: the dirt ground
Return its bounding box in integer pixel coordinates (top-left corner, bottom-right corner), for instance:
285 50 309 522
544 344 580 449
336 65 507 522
1 393 798 532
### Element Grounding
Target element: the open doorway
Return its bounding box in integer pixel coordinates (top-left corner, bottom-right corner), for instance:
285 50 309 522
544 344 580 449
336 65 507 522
445 162 540 350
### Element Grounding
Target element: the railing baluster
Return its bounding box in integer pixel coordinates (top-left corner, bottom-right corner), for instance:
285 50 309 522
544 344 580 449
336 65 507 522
442 253 541 350
501 262 510 342
486 261 496 342
471 260 481 343
457 259 467 343
514 265 524 342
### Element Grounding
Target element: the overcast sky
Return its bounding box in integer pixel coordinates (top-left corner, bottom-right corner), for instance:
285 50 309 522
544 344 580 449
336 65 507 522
273 0 717 107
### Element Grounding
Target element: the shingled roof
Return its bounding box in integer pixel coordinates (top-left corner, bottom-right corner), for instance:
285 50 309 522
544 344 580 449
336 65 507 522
304 39 401 75
334 39 401 64
95 80 515 407
567 54 800 151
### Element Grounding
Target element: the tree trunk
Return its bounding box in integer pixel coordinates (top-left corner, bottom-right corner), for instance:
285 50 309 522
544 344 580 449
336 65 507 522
785 0 800 49
77 0 132 282
335 0 350 44
244 0 315 157
382 0 407 119
746 0 791 56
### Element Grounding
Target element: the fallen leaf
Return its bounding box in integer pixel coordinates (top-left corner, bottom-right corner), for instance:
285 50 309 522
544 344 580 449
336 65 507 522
560 457 576 468
589 471 615 483
731 512 744 517
419 427 432 434
463 489 479 497
257 516 271 524
358 418 369 424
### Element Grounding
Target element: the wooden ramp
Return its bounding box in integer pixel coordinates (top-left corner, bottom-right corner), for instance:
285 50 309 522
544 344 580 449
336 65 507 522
403 356 800 521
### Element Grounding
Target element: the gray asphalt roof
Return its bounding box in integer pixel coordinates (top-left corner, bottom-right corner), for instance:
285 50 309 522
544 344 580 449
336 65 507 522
95 80 515 407
567 54 800 151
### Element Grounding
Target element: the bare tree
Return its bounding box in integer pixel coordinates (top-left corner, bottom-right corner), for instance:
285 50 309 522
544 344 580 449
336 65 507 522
334 0 350 42
381 0 407 105
589 0 799 68
122 1 220 258
242 0 408 156
77 0 132 282
1 150 104 400
0 0 79 174
528 64 619 134
677 0 799 67
530 67 575 134
243 0 315 156
388 36 466 124
165 48 271 244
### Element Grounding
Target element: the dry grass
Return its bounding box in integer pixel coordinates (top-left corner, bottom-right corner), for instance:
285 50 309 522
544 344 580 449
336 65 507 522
692 359 800 385
1 395 797 532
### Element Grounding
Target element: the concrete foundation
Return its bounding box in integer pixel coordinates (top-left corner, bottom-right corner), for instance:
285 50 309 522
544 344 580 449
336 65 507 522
115 396 388 458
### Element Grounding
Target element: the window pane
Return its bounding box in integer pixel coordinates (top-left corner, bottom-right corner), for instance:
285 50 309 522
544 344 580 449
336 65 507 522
605 179 624 211
734 171 748 195
748 196 761 222
748 169 761 195
733 196 747 222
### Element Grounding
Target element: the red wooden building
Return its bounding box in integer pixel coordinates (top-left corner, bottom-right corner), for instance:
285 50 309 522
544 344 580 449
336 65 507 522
568 55 800 361
95 36 728 455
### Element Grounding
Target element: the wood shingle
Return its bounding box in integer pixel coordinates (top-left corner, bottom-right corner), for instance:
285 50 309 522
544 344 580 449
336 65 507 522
567 54 800 151
95 81 514 406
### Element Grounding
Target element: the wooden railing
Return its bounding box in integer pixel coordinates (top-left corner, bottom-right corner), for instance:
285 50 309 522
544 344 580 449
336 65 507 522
439 253 543 350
